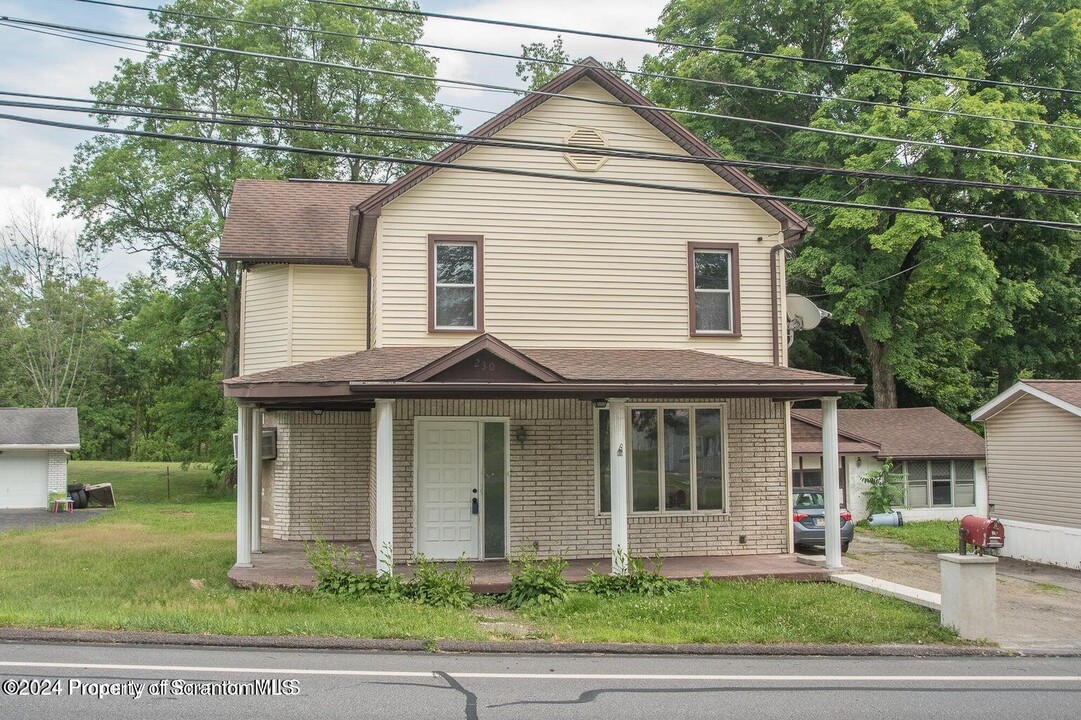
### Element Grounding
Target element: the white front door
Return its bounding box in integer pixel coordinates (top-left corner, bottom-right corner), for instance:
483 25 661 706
416 421 480 559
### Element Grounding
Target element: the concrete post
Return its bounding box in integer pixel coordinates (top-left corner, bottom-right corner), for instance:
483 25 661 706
821 396 843 570
939 553 997 640
374 398 395 576
608 398 629 575
250 407 263 554
235 405 252 568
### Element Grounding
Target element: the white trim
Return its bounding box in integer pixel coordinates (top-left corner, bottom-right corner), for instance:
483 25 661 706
0 444 80 451
692 248 735 335
432 241 479 331
997 518 1081 569
972 381 1081 421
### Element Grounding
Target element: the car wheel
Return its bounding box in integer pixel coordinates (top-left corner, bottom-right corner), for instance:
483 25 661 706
841 542 850 553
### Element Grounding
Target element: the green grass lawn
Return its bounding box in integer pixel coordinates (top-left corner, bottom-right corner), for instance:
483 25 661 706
856 520 960 553
0 461 956 644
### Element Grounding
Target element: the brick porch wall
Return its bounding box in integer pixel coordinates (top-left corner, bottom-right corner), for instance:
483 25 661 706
388 397 789 562
263 398 790 558
263 410 371 540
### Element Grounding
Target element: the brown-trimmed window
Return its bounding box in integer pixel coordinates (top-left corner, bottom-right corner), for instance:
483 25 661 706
689 242 740 336
429 235 483 332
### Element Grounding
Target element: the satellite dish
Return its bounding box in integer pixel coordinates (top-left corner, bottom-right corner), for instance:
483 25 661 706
786 294 832 346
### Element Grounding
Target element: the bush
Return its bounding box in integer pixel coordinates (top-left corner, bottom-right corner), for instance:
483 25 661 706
306 539 472 608
585 552 687 597
406 555 474 609
862 458 904 516
504 550 569 609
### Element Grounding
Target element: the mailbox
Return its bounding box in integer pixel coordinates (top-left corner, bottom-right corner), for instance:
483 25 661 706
959 515 1005 554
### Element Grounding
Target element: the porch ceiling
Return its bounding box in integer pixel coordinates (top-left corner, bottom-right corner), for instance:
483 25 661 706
223 334 863 404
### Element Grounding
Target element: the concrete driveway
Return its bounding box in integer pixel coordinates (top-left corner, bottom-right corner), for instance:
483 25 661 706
0 508 108 533
845 533 1081 652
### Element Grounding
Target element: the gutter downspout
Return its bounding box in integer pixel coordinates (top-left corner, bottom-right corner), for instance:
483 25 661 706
771 242 785 366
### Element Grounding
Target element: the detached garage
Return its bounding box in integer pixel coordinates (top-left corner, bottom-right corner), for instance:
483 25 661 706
0 408 80 509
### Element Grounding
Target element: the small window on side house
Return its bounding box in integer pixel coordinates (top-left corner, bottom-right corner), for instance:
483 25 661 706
429 235 483 332
689 243 740 335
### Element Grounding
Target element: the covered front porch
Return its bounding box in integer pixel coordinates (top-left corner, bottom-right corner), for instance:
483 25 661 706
225 335 861 581
228 539 828 592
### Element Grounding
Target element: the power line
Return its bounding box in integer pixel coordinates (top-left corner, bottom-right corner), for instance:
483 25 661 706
1 110 1078 232
4 91 1080 199
302 0 1081 98
4 17 1081 168
73 0 1081 135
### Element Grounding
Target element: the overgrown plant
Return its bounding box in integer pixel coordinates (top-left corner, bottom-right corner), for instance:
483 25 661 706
862 458 904 516
504 549 570 609
585 551 687 597
307 539 472 608
407 555 474 609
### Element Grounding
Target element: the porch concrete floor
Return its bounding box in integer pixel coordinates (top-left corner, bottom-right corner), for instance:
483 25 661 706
228 539 828 593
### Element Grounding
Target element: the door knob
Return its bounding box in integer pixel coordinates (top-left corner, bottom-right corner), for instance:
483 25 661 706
471 497 479 515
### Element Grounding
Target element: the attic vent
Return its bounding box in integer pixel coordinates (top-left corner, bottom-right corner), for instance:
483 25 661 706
563 128 608 172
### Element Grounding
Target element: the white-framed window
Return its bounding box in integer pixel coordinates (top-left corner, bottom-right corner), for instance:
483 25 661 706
900 459 976 508
595 404 727 514
689 243 739 335
430 236 482 331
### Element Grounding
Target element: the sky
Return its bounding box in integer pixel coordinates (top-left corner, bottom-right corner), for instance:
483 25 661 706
0 0 667 283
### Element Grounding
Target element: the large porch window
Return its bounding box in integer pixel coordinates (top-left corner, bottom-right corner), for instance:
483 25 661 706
596 404 726 514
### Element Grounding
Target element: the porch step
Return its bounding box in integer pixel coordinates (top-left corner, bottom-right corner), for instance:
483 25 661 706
830 572 942 611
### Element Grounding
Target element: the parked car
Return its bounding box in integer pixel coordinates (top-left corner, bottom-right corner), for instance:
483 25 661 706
792 488 854 553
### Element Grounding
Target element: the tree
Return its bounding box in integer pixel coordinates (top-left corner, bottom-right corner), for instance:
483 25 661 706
0 199 116 409
51 0 457 380
516 36 628 89
643 0 1081 411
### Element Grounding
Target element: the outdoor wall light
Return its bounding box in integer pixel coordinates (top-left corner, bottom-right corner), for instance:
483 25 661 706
514 425 527 447
592 399 609 409
856 457 862 467
311 409 324 416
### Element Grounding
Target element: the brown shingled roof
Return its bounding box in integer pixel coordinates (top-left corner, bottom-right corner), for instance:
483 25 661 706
1023 380 1081 411
220 179 384 264
790 414 879 455
223 335 861 401
791 407 985 460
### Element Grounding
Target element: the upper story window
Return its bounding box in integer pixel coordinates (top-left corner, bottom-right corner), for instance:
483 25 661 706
429 235 484 332
688 242 741 336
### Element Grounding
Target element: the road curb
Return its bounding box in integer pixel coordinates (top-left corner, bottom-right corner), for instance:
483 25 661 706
1 627 1066 657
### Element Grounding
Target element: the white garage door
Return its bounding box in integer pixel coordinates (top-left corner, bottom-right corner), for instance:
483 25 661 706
0 451 49 509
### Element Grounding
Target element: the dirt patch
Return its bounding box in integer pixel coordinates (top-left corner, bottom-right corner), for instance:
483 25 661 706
473 607 536 639
846 534 1081 651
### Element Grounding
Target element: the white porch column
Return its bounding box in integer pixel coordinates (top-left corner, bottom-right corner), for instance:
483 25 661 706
821 396 843 570
249 407 263 554
235 405 253 568
374 398 395 576
608 398 629 575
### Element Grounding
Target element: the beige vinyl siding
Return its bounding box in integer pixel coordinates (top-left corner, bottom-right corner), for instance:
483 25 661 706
374 78 783 362
240 265 289 375
290 265 368 364
240 264 368 375
984 394 1081 529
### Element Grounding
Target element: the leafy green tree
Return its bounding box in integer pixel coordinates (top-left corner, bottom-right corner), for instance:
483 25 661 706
516 36 628 89
644 0 1081 411
51 0 457 380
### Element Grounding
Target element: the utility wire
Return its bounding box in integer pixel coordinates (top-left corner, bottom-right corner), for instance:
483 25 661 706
4 92 1079 198
1 110 1078 232
74 0 1081 135
301 0 1081 98
4 16 1081 167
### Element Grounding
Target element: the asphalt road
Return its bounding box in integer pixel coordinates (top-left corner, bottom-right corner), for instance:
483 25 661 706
1 643 1080 719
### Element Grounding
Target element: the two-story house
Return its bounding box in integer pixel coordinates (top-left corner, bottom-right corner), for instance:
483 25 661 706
221 60 861 580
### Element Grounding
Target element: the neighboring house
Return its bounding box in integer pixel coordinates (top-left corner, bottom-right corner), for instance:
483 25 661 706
220 60 862 575
790 408 987 522
972 380 1081 569
0 408 80 509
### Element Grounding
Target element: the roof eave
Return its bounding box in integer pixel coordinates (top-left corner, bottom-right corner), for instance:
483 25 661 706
972 381 1081 421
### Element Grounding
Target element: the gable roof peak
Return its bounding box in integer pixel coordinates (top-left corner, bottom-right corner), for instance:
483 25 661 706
349 59 811 266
